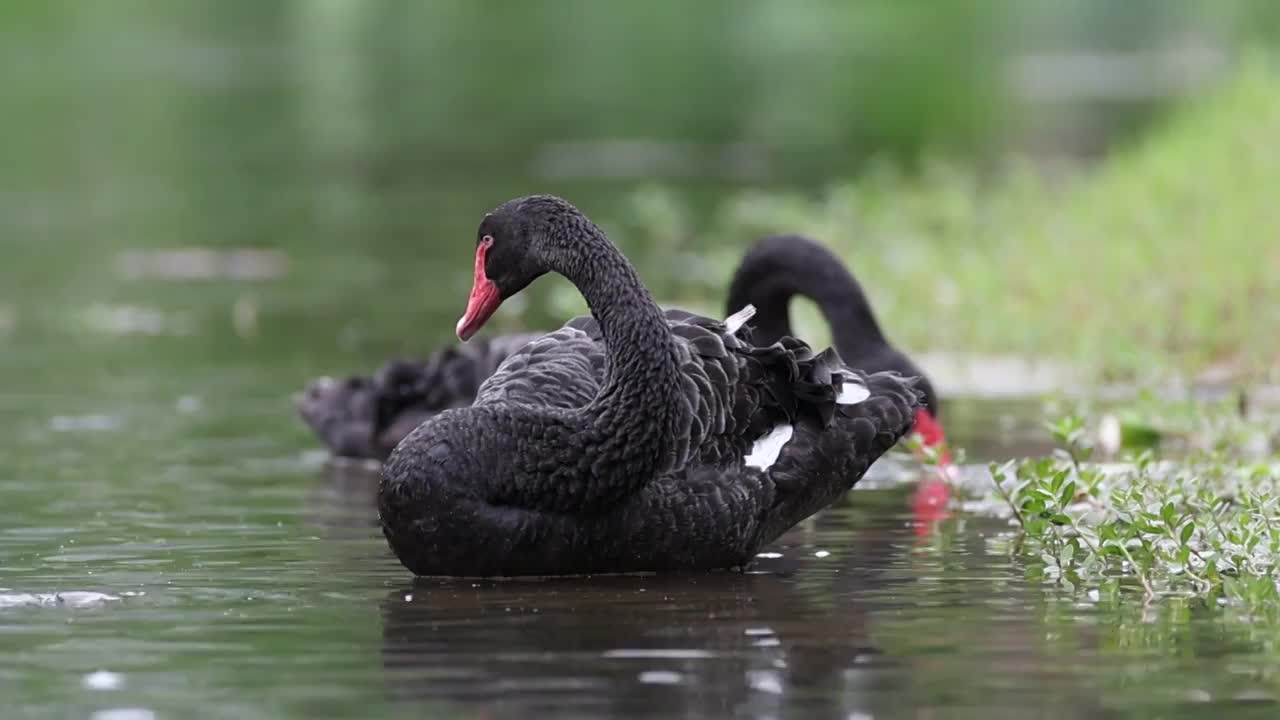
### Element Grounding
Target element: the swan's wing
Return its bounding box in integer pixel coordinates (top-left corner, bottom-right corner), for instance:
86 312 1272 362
554 307 771 471
752 368 921 542
468 333 544 380
470 307 725 414
468 305 896 479
565 307 715 340
628 367 922 565
473 322 604 410
660 304 911 476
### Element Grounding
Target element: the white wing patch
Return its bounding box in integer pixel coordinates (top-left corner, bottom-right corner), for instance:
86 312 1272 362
834 371 870 405
723 304 757 335
744 423 794 470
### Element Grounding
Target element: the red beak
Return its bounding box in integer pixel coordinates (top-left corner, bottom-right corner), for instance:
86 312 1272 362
912 408 952 467
456 238 502 342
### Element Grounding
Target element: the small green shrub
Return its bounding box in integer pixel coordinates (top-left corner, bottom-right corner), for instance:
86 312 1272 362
984 410 1279 606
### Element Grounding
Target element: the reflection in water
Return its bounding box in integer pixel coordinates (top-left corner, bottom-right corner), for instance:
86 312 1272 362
368 472 1142 720
312 437 979 716
379 545 888 718
370 482 1042 719
305 458 382 529
911 475 953 535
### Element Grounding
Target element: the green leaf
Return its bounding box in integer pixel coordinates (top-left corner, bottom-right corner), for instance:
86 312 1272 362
1161 502 1177 526
1060 543 1075 566
1059 480 1077 508
1180 522 1195 545
1031 487 1058 502
1224 576 1242 599
1046 418 1072 445
1120 420 1162 450
1137 521 1163 535
1080 556 1098 576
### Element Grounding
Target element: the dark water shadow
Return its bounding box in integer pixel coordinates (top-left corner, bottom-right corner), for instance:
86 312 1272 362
379 557 889 718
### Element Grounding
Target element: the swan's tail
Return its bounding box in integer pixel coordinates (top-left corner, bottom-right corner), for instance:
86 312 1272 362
741 337 911 434
754 367 925 545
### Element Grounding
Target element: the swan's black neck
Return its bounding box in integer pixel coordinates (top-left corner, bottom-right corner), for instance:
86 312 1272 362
727 235 887 361
556 221 682 413
473 201 686 510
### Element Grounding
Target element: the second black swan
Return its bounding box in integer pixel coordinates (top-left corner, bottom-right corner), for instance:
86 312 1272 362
726 234 950 462
297 334 536 460
377 195 923 576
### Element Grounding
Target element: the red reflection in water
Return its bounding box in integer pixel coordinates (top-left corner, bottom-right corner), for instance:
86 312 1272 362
910 409 954 535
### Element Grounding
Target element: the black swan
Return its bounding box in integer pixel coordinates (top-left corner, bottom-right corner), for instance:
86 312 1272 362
296 334 537 460
725 234 950 462
377 195 923 576
296 238 947 466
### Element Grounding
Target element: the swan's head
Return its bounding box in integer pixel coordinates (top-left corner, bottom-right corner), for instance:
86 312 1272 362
456 195 583 341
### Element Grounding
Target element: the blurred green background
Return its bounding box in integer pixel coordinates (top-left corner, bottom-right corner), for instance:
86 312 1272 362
3 0 1278 383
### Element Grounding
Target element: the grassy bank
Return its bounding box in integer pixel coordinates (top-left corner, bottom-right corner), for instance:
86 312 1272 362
619 57 1280 383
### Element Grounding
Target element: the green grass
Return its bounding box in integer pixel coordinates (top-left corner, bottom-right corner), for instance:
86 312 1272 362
619 55 1280 382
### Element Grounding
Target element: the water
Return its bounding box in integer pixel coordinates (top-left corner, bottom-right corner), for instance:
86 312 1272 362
3 4 1279 719
6 449 1279 719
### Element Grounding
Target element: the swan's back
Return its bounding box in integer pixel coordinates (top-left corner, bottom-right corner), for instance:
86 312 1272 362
472 305 870 479
471 309 719 412
473 323 604 410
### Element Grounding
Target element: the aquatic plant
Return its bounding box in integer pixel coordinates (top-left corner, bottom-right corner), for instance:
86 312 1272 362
984 411 1280 606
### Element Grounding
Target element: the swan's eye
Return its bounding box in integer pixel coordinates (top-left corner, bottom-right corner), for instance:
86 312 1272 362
480 235 494 249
